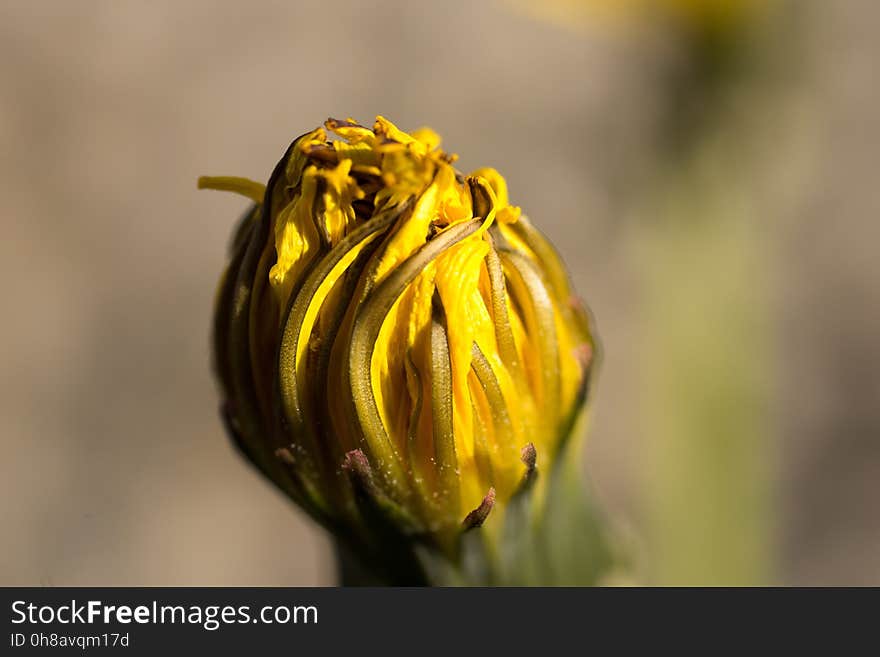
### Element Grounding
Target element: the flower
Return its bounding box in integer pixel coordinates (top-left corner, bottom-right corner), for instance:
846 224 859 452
201 116 595 566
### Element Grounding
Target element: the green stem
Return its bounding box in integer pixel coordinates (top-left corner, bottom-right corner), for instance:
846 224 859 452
636 151 774 585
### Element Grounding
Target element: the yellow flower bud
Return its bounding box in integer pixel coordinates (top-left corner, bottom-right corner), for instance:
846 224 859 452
201 116 596 566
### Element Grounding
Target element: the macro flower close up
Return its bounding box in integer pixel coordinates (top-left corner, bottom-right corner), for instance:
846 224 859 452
201 116 598 581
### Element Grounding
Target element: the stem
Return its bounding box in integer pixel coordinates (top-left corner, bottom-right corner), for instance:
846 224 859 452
636 149 774 585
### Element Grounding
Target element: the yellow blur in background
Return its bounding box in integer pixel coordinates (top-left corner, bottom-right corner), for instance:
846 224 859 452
1 0 878 585
514 0 766 33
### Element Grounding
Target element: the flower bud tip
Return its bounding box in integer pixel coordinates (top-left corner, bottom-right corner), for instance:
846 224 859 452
342 449 375 490
462 487 496 530
520 443 537 472
275 446 296 466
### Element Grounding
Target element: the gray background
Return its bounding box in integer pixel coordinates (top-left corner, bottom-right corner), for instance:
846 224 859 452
1 0 877 585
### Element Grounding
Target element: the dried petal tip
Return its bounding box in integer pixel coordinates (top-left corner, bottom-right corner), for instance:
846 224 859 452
275 446 296 466
343 448 371 475
325 117 363 130
342 449 376 493
520 443 537 473
462 488 496 530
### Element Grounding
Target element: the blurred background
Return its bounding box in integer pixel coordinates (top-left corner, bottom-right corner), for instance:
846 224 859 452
1 0 877 586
